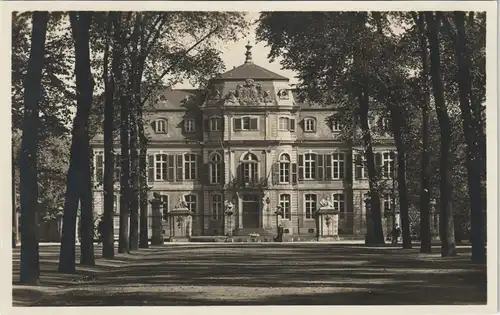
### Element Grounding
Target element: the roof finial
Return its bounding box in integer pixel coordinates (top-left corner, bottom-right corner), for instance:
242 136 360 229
245 41 253 64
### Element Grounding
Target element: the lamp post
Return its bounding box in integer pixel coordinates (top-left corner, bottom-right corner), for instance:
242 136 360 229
275 205 283 242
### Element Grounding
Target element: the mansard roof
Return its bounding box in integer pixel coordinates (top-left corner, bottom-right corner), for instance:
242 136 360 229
151 88 203 110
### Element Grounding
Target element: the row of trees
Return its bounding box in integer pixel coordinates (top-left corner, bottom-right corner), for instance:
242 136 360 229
15 11 248 284
257 11 486 261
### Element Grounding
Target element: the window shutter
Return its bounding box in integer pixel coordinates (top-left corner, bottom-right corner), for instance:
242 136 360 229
204 163 210 184
325 154 332 180
96 154 104 183
272 162 279 185
148 155 154 182
291 163 297 184
316 154 324 180
152 120 157 132
289 118 296 131
167 155 175 181
234 118 241 131
375 152 383 176
355 154 362 179
204 118 209 133
392 152 397 179
298 155 304 181
220 160 225 184
250 118 258 130
196 155 201 180
175 154 183 182
345 152 351 180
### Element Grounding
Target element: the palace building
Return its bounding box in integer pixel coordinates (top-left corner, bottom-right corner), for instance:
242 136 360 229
90 43 397 241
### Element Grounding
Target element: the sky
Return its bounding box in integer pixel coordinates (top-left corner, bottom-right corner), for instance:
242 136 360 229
173 12 299 89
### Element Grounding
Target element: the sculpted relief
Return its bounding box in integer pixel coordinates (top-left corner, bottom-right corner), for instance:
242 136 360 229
224 78 273 106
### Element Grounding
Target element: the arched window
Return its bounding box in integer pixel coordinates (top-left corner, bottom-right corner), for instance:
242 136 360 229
209 153 222 184
155 119 167 133
241 152 258 183
279 153 290 184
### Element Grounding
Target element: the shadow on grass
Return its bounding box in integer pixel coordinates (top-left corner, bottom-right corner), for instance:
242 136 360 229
12 244 487 306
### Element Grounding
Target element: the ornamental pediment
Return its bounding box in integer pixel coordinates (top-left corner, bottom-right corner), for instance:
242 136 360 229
223 79 275 106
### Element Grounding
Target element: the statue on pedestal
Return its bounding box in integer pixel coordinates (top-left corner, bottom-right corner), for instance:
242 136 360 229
175 196 188 210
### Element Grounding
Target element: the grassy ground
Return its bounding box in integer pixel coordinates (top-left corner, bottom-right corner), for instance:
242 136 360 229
12 243 486 306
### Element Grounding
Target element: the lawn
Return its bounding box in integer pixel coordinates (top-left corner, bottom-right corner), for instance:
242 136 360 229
12 243 486 306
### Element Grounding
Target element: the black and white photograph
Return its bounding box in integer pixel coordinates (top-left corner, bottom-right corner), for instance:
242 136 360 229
2 1 498 313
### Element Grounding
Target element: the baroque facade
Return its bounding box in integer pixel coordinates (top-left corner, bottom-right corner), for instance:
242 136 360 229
90 44 397 240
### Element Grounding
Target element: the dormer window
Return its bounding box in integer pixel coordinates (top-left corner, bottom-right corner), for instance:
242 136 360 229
278 117 296 131
331 119 342 132
209 117 222 132
184 118 196 132
304 117 316 132
155 119 167 133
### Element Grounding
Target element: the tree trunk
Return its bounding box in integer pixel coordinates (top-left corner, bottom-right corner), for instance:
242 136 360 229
115 17 130 254
359 90 385 245
19 11 49 284
12 145 18 248
453 12 485 263
389 111 412 249
416 11 432 253
102 13 116 259
425 11 456 257
127 16 142 251
138 110 149 248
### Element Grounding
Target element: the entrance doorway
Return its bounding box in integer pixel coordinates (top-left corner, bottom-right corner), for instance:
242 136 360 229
242 194 260 228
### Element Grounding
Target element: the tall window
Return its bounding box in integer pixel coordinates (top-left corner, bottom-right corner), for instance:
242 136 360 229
304 153 316 180
304 117 316 132
332 153 345 179
333 193 345 219
305 194 317 219
210 117 222 132
211 194 222 220
155 154 168 180
184 118 196 132
382 152 394 178
241 153 258 183
279 153 290 183
383 193 392 216
113 194 118 214
234 116 258 131
209 153 222 184
185 194 197 214
354 153 367 179
184 154 197 180
155 119 167 133
280 194 291 220
94 151 104 183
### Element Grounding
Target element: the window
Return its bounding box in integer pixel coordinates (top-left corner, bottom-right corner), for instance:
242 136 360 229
184 118 196 132
211 194 222 220
333 193 345 219
94 151 104 183
383 193 393 216
234 116 258 131
279 154 290 183
155 119 167 133
209 153 222 184
331 119 342 132
155 154 168 181
278 117 295 131
241 152 258 183
185 194 197 214
209 117 222 132
354 153 367 179
160 195 169 217
113 194 118 214
332 153 345 179
280 194 291 220
379 117 391 132
382 152 395 178
304 117 316 132
305 194 317 219
184 154 197 180
304 153 316 180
